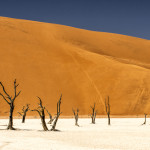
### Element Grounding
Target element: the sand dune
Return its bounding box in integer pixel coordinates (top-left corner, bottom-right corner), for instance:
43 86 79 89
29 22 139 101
0 16 150 116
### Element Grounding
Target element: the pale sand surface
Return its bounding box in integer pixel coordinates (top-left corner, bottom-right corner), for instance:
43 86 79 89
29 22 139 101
0 118 150 150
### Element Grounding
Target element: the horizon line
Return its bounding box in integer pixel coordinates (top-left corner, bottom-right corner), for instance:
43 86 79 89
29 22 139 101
0 15 149 41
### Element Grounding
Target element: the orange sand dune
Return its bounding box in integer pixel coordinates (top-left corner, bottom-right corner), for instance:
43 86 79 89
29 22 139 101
0 16 150 116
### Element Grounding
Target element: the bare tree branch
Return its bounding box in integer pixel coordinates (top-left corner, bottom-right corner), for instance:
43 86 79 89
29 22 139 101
31 109 41 117
45 108 54 124
18 112 23 116
16 91 21 98
0 93 10 104
0 82 11 99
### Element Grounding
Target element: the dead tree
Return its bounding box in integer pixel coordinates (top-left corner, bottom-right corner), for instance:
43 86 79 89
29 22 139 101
142 113 147 125
0 79 21 130
51 94 62 131
72 108 79 126
45 108 55 124
18 104 30 123
31 97 48 131
90 103 97 124
105 96 110 125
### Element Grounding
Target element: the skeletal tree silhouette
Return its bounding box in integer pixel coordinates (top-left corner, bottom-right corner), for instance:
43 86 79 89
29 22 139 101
90 103 97 124
0 79 21 130
142 113 147 125
31 97 48 131
51 94 62 131
105 96 110 125
18 104 30 123
72 108 79 126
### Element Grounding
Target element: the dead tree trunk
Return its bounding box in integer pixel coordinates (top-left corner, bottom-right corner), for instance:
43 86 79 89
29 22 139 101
51 94 62 131
18 104 30 123
142 113 147 125
72 108 79 126
90 103 97 124
31 97 48 131
105 96 110 125
45 108 54 124
8 103 14 130
0 79 21 130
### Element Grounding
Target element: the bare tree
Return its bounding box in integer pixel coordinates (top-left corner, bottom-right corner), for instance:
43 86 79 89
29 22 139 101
72 108 79 126
31 97 48 131
45 108 55 124
90 103 97 124
0 79 21 130
105 96 110 125
142 113 147 125
51 94 62 131
18 104 30 123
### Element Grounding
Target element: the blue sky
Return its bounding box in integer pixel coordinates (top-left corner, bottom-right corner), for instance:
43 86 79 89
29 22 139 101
0 0 150 39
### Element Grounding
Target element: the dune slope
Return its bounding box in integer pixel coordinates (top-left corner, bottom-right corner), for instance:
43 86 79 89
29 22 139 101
0 16 150 116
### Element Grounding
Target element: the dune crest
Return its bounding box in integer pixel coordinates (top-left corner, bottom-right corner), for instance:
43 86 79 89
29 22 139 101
0 16 150 116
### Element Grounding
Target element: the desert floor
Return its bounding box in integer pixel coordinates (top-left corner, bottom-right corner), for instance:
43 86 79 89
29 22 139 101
0 118 150 150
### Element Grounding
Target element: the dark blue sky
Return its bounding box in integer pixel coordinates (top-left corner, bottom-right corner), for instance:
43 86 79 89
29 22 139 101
0 0 150 39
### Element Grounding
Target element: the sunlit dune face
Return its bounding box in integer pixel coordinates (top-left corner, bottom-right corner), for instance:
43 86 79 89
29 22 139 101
0 16 150 116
